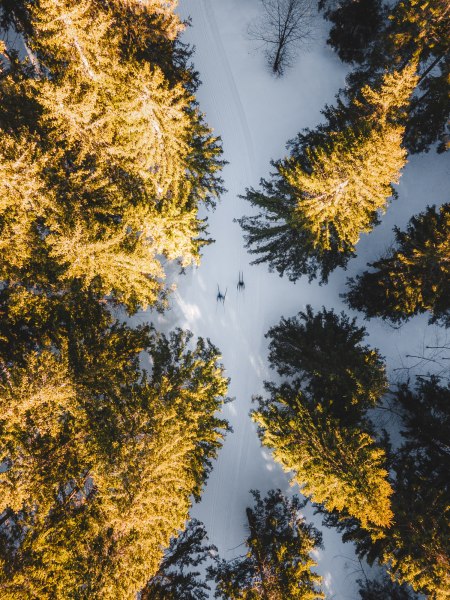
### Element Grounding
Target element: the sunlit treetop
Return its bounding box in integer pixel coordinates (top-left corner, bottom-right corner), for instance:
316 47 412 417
280 64 418 252
0 0 224 312
0 316 230 599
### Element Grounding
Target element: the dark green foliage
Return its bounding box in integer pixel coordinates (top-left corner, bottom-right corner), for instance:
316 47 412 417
265 305 387 424
141 519 216 600
252 307 392 532
0 0 225 314
345 203 450 327
396 375 450 457
405 57 450 154
238 172 353 284
209 490 324 599
358 573 418 599
0 1 229 597
323 0 450 153
319 0 386 64
0 292 230 598
322 376 450 597
239 64 415 282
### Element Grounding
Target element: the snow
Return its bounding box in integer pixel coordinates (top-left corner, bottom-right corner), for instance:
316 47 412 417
135 0 449 596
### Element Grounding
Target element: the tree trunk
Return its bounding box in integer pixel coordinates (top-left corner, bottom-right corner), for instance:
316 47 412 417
272 42 283 74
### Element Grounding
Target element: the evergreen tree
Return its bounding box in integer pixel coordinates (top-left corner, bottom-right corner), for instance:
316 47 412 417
0 0 224 312
141 519 216 600
240 65 417 280
253 395 393 532
321 0 450 153
210 490 324 600
238 172 351 283
404 57 449 154
0 2 229 597
345 203 450 327
359 0 447 152
381 377 450 596
252 306 392 532
322 376 450 598
265 305 387 422
319 0 387 64
279 65 417 253
0 300 230 599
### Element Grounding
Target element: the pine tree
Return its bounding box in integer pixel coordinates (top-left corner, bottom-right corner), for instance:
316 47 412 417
279 65 417 253
319 0 386 64
239 65 417 280
321 376 450 598
0 0 224 312
141 519 216 600
253 396 393 532
321 0 450 154
0 2 229 596
0 303 230 599
252 306 392 532
210 490 324 600
265 305 387 422
380 377 450 596
345 203 450 327
238 171 351 283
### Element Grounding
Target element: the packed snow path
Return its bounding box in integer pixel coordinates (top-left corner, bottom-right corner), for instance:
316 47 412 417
134 1 449 597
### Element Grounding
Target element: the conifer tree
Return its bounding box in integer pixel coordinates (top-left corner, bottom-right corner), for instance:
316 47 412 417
0 301 230 599
141 519 216 600
240 65 417 280
321 0 450 153
0 2 229 596
318 0 386 64
0 0 224 312
238 173 351 282
345 203 450 327
322 376 450 598
380 377 450 596
210 490 324 600
253 395 393 532
252 306 392 533
265 305 387 422
279 65 417 253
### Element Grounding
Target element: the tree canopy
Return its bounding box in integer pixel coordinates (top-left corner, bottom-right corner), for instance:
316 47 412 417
239 64 417 281
210 489 324 600
0 0 224 313
252 307 392 533
0 308 230 599
0 1 230 597
322 376 450 598
345 203 450 327
320 0 450 153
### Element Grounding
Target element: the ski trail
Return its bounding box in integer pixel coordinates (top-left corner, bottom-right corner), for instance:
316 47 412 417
201 0 255 182
197 0 265 550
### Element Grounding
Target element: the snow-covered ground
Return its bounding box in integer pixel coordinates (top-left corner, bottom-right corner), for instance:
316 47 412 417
136 1 449 597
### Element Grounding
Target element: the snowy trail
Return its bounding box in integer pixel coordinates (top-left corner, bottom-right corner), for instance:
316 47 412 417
168 1 269 556
201 0 255 179
140 1 450 597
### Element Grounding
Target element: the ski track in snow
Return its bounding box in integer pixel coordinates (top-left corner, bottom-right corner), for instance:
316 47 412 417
136 1 450 597
200 0 263 548
201 0 255 180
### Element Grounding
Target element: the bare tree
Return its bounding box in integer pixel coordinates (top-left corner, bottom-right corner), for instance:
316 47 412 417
248 0 315 76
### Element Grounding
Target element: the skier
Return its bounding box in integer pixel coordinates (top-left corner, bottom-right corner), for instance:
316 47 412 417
237 271 245 292
217 285 227 304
